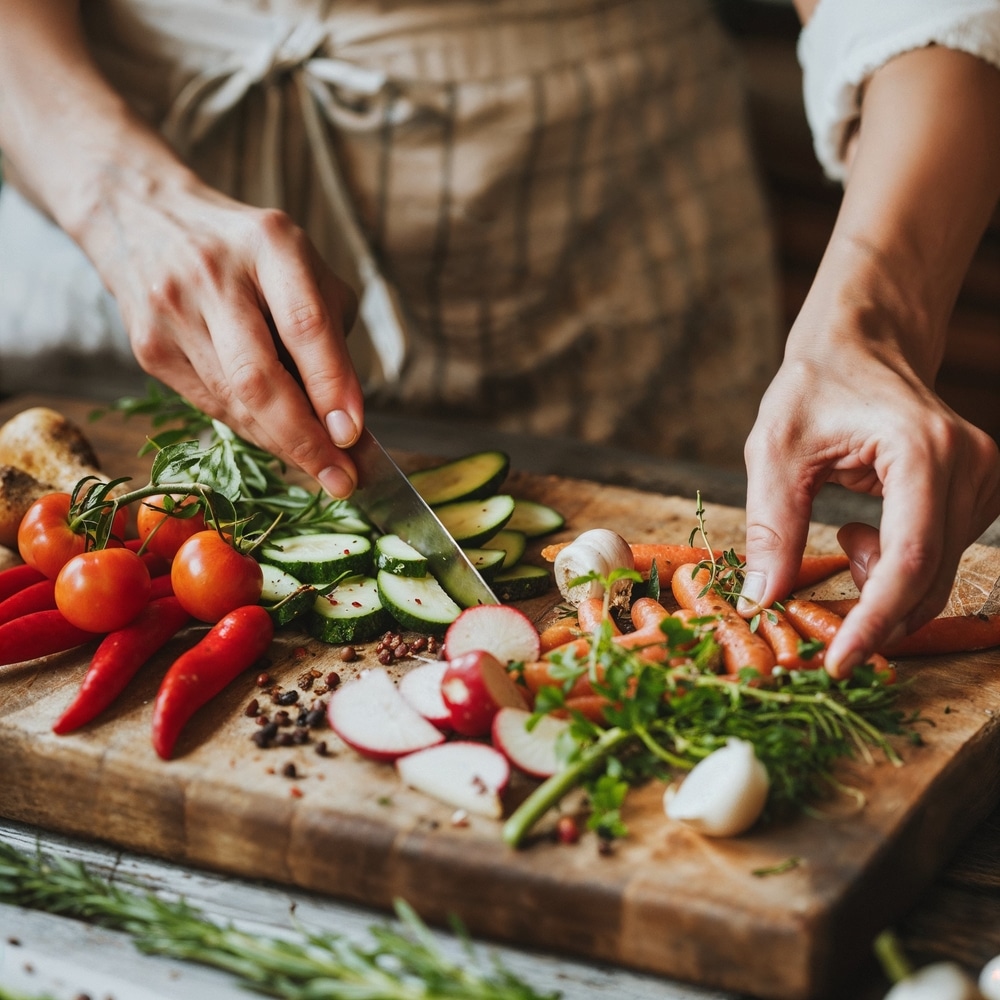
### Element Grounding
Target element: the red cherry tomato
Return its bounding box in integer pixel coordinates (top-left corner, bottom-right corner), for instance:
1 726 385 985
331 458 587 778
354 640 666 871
55 548 152 632
17 493 127 579
136 494 207 561
170 530 263 623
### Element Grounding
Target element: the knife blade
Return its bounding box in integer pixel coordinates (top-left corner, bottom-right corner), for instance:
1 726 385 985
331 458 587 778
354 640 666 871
349 428 499 608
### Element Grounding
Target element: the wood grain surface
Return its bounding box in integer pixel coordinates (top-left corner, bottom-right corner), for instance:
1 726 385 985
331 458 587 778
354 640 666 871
2 395 1000 1000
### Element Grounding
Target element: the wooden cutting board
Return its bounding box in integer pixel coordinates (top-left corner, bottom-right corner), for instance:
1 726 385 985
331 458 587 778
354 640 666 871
2 396 1000 1000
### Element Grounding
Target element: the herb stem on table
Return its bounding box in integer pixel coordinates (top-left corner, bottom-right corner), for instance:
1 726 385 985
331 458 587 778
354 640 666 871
0 840 558 1000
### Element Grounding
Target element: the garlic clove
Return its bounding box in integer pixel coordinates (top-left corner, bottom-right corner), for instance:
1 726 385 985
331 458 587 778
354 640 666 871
884 962 980 1000
664 738 770 838
979 954 1000 999
553 529 634 608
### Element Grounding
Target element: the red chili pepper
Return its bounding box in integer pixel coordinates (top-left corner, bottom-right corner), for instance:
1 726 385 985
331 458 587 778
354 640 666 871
151 604 274 760
0 578 57 627
0 563 47 604
0 609 99 666
53 596 192 735
138 549 171 578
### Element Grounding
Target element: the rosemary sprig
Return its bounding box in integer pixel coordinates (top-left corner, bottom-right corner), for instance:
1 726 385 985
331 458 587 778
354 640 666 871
0 840 558 1000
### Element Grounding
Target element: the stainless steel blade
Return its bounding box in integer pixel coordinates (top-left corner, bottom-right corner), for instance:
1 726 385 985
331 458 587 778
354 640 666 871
349 428 499 608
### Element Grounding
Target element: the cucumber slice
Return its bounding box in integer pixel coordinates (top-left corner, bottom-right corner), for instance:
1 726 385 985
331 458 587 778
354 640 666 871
307 575 392 643
461 547 507 582
434 494 516 548
409 450 510 505
493 565 551 602
259 563 314 627
377 570 463 633
481 529 527 569
374 534 429 578
504 499 565 538
261 532 372 584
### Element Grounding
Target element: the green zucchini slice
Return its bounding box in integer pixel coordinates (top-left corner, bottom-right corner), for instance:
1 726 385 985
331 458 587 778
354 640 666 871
434 494 516 548
409 450 510 505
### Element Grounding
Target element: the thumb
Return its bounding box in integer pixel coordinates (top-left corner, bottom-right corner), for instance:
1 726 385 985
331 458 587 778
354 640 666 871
836 522 881 590
738 463 815 618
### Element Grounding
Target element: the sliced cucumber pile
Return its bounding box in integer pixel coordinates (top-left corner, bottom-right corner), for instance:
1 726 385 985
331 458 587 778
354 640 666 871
258 451 564 642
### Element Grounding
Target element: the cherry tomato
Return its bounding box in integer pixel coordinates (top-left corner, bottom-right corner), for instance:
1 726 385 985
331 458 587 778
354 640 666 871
55 548 152 632
17 493 127 579
170 530 263 623
136 494 207 561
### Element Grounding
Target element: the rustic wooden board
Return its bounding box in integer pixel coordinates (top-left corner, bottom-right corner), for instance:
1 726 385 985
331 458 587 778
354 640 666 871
2 396 1000 1000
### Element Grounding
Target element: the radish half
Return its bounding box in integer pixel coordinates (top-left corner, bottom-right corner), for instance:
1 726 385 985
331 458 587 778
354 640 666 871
440 650 528 736
326 668 445 762
396 741 510 818
492 707 569 779
444 604 541 664
398 659 452 730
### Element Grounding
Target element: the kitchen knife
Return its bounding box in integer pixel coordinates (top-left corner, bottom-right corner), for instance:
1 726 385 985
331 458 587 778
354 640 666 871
349 428 499 608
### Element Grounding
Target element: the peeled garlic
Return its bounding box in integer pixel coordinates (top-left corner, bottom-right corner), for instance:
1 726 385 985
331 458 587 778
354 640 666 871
553 528 634 609
664 738 769 838
979 954 1000 999
884 962 979 1000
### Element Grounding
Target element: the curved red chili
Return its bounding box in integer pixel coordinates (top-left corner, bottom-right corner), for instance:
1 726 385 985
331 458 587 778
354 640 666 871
0 609 98 666
0 563 46 604
53 596 192 735
151 604 274 760
0 578 57 627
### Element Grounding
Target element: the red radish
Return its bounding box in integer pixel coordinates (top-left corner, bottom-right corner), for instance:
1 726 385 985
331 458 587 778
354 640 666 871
327 668 445 762
395 741 510 818
444 605 541 665
492 707 569 779
398 660 452 730
440 650 528 737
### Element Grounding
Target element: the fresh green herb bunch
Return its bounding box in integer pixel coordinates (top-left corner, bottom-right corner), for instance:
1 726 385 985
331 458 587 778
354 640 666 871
0 840 558 1000
101 382 370 537
503 577 920 848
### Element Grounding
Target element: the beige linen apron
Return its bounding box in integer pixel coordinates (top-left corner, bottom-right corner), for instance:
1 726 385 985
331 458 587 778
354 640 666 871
44 0 781 464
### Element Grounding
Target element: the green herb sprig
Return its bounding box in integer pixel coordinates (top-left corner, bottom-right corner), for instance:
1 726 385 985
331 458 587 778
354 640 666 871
0 840 557 1000
100 382 371 537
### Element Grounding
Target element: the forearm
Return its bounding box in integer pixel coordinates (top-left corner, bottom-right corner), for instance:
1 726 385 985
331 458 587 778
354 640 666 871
788 45 1000 382
0 0 193 252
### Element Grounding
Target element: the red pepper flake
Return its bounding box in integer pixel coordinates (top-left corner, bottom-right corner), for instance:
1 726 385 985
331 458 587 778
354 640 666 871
328 599 339 606
414 598 423 605
293 646 309 660
556 815 580 845
351 601 363 608
343 548 351 555
290 786 304 798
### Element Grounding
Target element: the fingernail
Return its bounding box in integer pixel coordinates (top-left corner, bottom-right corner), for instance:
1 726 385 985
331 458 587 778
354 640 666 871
737 571 766 616
326 409 359 449
318 465 355 499
826 647 861 680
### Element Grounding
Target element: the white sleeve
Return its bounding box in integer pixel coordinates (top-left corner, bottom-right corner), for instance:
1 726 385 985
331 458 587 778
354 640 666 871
798 0 1000 181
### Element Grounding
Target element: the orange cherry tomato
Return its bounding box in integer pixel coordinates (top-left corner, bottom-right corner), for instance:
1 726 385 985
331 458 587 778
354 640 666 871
136 494 207 561
170 530 263 623
55 547 152 632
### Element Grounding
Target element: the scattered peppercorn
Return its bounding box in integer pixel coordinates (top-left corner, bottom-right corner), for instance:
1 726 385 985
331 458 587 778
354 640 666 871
394 642 410 659
255 672 272 687
315 741 329 757
326 671 341 688
275 689 299 706
556 816 580 845
244 698 259 718
339 646 357 662
377 649 394 665
282 762 297 779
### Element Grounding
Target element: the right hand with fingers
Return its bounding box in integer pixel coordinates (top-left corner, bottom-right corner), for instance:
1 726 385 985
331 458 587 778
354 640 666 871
84 170 364 499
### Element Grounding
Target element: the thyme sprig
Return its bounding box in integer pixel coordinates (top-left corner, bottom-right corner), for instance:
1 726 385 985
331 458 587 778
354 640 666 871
503 587 919 848
0 840 558 1000
100 382 371 537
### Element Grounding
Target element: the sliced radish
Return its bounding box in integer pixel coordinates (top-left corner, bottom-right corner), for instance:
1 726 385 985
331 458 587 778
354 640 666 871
396 741 510 818
444 604 541 664
492 707 569 779
398 659 452 730
440 649 528 737
326 668 445 762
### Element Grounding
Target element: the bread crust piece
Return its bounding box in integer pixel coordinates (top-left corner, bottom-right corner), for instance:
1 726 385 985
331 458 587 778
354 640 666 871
0 464 56 549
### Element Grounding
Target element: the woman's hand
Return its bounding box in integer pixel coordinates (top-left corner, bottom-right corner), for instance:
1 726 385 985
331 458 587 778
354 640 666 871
86 171 364 498
741 275 1000 678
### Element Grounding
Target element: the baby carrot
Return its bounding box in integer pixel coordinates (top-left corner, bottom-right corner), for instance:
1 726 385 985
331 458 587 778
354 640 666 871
782 599 892 677
671 564 776 675
754 606 815 670
629 597 671 631
538 622 578 654
577 596 620 634
882 614 1000 658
